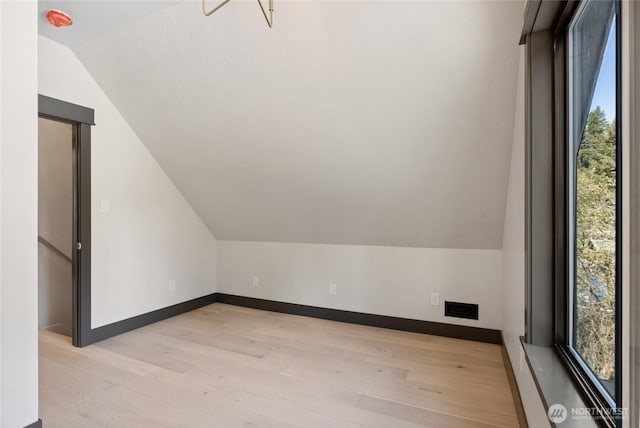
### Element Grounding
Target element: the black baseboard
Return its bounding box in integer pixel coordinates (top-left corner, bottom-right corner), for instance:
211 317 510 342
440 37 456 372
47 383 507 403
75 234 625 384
24 419 42 428
79 292 501 346
215 293 503 344
85 293 217 345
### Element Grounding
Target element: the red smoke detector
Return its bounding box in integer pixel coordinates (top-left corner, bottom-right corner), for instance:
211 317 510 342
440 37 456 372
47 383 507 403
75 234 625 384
46 10 73 28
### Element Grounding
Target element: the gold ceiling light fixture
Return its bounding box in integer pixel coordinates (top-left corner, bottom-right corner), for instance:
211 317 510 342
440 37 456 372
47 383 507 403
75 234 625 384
202 0 274 28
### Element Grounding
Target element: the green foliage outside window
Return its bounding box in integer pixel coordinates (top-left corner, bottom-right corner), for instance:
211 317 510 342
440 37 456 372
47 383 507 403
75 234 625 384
575 106 616 382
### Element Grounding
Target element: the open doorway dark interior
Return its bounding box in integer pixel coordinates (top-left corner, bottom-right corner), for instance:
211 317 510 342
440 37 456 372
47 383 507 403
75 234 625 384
38 95 93 347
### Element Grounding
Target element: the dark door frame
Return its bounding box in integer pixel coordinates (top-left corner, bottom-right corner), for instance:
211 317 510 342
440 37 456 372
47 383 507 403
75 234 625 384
38 94 94 347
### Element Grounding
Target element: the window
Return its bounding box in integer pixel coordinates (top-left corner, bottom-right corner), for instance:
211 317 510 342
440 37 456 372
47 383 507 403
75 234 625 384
522 0 626 425
566 0 621 419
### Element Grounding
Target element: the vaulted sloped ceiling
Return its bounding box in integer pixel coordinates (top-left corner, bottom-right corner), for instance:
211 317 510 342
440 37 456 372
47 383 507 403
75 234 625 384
40 0 523 249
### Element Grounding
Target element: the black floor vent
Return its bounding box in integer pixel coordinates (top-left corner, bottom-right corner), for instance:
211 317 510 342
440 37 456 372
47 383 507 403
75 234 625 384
444 301 479 320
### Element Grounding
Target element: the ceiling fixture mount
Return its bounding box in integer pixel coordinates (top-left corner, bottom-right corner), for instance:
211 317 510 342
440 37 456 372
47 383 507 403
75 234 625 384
46 9 73 28
202 0 274 28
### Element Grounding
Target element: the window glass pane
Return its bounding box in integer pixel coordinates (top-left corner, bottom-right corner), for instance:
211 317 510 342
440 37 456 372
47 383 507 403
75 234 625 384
569 0 617 401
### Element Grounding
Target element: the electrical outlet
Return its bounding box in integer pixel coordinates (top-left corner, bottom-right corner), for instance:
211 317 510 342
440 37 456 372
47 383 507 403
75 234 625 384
329 282 337 295
252 276 260 287
430 292 440 306
169 280 176 292
100 199 110 213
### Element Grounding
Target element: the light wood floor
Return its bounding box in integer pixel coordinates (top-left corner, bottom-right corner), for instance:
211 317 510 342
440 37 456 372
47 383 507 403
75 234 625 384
39 303 519 428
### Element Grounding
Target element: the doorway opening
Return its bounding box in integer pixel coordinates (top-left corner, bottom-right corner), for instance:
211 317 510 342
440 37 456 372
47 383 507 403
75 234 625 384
38 118 74 337
38 95 94 347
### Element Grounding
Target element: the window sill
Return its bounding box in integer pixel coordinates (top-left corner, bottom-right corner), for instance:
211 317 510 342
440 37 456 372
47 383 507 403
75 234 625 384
520 337 599 427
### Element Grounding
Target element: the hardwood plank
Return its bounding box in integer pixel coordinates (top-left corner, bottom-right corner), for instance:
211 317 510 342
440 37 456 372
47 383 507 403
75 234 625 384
40 303 521 427
357 395 506 428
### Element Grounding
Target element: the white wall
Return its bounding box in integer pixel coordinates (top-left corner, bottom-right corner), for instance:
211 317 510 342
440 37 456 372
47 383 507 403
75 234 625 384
501 47 550 427
1 0 3 418
0 1 39 427
38 118 73 258
218 241 503 329
72 1 523 251
38 36 218 329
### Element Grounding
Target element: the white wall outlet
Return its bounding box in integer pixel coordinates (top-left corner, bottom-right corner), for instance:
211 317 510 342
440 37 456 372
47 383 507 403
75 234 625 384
169 280 176 292
100 199 110 213
252 276 260 287
329 282 337 295
430 292 440 306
